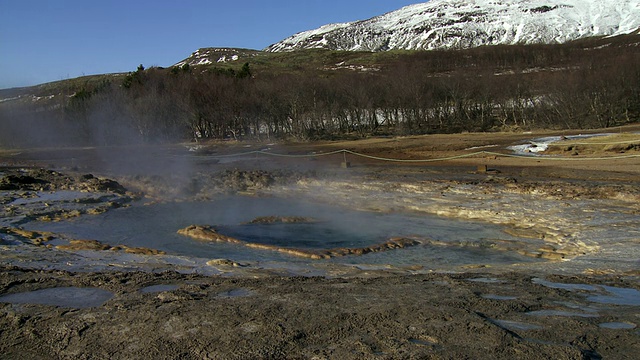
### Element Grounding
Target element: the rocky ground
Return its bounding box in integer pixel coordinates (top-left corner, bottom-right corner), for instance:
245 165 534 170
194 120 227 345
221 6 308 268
0 127 639 359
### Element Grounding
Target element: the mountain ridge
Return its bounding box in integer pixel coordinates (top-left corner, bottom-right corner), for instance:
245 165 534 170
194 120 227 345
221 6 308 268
265 0 640 52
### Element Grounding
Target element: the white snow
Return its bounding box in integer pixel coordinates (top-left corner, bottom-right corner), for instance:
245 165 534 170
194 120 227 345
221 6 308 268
0 96 21 103
266 0 640 52
508 133 613 155
174 48 247 67
31 94 55 102
217 55 241 63
197 58 212 65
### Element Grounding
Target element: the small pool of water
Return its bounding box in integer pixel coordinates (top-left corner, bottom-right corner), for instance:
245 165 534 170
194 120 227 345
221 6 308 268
482 294 518 301
492 319 543 331
587 286 640 306
27 195 545 269
526 310 599 318
0 287 114 308
533 278 640 306
468 277 506 284
408 338 437 346
599 322 637 330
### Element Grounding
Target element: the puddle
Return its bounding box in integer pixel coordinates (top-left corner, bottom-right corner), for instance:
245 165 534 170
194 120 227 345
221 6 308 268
408 338 437 346
555 301 599 314
468 278 505 284
216 288 253 298
587 286 640 306
532 278 597 291
493 319 542 331
533 278 640 306
482 294 518 301
0 287 114 308
526 310 599 318
139 284 180 293
598 322 637 330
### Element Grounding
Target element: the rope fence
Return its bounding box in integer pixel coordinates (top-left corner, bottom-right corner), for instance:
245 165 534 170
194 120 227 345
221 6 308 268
195 148 640 163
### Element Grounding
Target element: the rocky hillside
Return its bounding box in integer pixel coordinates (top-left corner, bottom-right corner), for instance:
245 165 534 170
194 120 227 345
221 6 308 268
173 48 260 68
265 0 640 52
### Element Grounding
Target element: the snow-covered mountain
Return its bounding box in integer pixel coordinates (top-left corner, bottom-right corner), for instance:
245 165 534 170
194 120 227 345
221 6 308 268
265 0 640 52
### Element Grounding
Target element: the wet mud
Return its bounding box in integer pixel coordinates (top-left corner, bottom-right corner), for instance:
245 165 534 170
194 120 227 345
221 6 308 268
1 267 639 359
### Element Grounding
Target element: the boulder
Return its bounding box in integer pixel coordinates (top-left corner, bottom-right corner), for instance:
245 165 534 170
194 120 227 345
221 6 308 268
57 239 112 251
177 225 244 244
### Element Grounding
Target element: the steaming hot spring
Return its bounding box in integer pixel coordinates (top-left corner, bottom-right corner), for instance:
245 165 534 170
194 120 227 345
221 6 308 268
3 143 637 276
19 192 554 275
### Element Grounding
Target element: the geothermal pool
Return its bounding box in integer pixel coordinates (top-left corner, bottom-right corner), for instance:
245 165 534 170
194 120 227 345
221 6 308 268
27 195 545 270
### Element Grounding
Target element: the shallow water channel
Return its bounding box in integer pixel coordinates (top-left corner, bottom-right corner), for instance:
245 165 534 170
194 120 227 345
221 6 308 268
28 195 544 269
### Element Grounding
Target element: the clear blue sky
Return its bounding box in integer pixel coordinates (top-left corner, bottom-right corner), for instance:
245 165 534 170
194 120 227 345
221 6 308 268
0 0 422 89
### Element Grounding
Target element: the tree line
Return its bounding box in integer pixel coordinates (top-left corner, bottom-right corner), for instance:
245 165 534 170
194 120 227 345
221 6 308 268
1 38 639 147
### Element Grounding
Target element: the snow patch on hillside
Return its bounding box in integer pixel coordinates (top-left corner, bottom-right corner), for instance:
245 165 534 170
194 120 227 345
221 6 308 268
174 48 254 68
266 0 640 52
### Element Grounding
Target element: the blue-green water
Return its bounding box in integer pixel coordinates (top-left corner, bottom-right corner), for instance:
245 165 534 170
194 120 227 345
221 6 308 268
28 195 543 268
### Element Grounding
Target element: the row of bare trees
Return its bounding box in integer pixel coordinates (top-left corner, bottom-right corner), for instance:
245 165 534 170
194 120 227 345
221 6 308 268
1 40 639 147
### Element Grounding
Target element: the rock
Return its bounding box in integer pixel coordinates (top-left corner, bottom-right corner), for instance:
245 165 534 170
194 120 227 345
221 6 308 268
207 259 243 267
503 226 546 240
88 178 127 194
86 207 108 215
120 246 166 255
178 224 423 260
277 248 321 259
0 169 128 195
244 243 278 251
538 244 557 252
539 252 565 261
57 239 112 251
177 225 244 244
54 239 165 255
0 174 49 190
0 227 55 246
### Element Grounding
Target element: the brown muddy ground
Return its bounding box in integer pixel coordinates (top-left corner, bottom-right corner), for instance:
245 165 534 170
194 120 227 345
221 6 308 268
1 126 639 359
0 267 639 359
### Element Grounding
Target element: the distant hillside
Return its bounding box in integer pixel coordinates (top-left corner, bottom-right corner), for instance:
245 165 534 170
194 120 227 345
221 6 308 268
1 32 639 147
266 0 640 52
173 48 261 68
